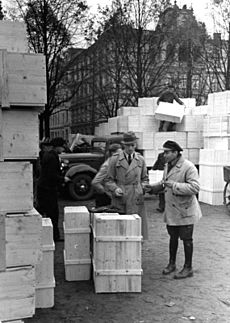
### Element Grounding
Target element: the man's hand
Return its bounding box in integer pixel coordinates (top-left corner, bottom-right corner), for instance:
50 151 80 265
115 187 123 197
164 180 174 188
143 184 152 193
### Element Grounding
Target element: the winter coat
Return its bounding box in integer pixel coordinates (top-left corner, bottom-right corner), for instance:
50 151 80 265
163 156 202 226
105 151 149 240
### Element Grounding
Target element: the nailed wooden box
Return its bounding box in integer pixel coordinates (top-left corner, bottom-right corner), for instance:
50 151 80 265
6 208 42 267
63 206 91 281
2 108 40 159
92 213 142 293
0 21 28 52
35 218 55 309
0 266 35 321
0 50 46 107
0 161 33 213
155 102 185 123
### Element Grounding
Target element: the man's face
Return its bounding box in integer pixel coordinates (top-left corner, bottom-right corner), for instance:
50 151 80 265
163 149 178 163
124 142 136 154
55 146 65 154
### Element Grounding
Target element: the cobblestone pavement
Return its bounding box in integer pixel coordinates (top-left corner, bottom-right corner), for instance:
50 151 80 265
25 195 230 323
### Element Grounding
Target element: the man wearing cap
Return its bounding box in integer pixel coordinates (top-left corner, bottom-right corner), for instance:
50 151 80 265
105 131 150 240
156 140 202 279
36 137 70 242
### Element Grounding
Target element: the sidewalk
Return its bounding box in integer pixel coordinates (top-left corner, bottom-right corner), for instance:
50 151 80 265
25 197 230 323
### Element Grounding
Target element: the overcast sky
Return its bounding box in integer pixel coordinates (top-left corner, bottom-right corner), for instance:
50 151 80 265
1 0 216 35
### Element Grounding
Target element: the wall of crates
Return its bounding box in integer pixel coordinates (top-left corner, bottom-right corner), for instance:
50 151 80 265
95 91 230 206
0 20 54 322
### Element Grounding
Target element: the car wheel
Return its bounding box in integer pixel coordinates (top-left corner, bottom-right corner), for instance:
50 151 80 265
68 173 94 201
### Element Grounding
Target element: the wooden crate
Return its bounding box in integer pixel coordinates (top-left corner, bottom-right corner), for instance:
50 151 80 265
108 117 118 134
138 97 158 111
6 208 42 267
203 115 230 136
143 149 157 168
0 21 28 53
35 279 55 309
135 132 155 150
186 132 203 149
35 218 54 286
0 161 33 213
203 136 230 150
117 106 138 116
2 108 40 159
92 213 142 293
63 250 91 281
199 164 225 191
0 50 46 107
199 149 230 165
155 102 185 123
35 218 55 308
0 266 35 321
198 188 223 205
63 206 91 281
175 115 204 132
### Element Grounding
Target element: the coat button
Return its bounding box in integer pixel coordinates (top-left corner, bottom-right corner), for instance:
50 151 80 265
172 204 175 207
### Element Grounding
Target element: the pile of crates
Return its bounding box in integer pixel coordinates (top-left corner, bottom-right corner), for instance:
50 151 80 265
63 206 143 293
0 20 54 322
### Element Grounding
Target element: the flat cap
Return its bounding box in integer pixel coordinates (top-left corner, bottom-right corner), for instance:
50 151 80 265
163 140 183 152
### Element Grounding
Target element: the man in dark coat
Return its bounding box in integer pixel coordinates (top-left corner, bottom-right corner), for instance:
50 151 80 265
157 84 184 131
36 137 70 242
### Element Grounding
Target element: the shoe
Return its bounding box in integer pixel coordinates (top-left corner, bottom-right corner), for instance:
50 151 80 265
162 263 176 275
156 208 164 213
174 266 193 279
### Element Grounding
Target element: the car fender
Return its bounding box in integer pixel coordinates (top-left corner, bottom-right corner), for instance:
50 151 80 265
65 164 97 178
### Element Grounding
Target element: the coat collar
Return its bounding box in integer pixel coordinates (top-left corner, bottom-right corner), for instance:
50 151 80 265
116 151 141 172
165 156 185 177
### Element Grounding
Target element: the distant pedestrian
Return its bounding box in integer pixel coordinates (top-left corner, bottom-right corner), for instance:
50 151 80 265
105 131 150 240
36 137 71 242
157 84 185 131
159 140 202 279
152 152 165 212
92 143 122 208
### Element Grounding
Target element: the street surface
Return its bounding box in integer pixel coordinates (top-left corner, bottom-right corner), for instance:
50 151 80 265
25 195 230 323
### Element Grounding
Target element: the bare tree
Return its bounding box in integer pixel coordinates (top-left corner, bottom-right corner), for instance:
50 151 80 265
7 0 88 137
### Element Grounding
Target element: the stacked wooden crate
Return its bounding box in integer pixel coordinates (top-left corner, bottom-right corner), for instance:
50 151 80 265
198 91 230 205
92 213 142 293
0 20 47 321
35 218 55 309
63 206 91 281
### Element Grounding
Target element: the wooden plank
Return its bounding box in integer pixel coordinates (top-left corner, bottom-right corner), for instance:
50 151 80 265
0 213 6 272
63 250 91 281
0 50 9 108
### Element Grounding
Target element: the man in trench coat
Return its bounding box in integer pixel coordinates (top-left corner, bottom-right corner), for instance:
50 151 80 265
105 131 149 240
157 140 202 279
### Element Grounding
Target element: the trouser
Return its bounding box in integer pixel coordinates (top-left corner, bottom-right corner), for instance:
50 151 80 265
36 186 60 241
166 224 194 268
159 193 165 210
159 121 176 132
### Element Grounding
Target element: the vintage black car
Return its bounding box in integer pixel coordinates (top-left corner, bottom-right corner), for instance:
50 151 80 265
60 135 124 201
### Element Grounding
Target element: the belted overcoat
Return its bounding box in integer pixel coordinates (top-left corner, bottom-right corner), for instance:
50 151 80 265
163 156 202 226
105 151 149 240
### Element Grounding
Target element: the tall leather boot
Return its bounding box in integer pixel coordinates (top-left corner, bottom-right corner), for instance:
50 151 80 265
162 237 178 275
174 240 193 279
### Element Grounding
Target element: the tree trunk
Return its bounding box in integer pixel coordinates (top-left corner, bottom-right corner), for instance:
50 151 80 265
226 23 230 90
